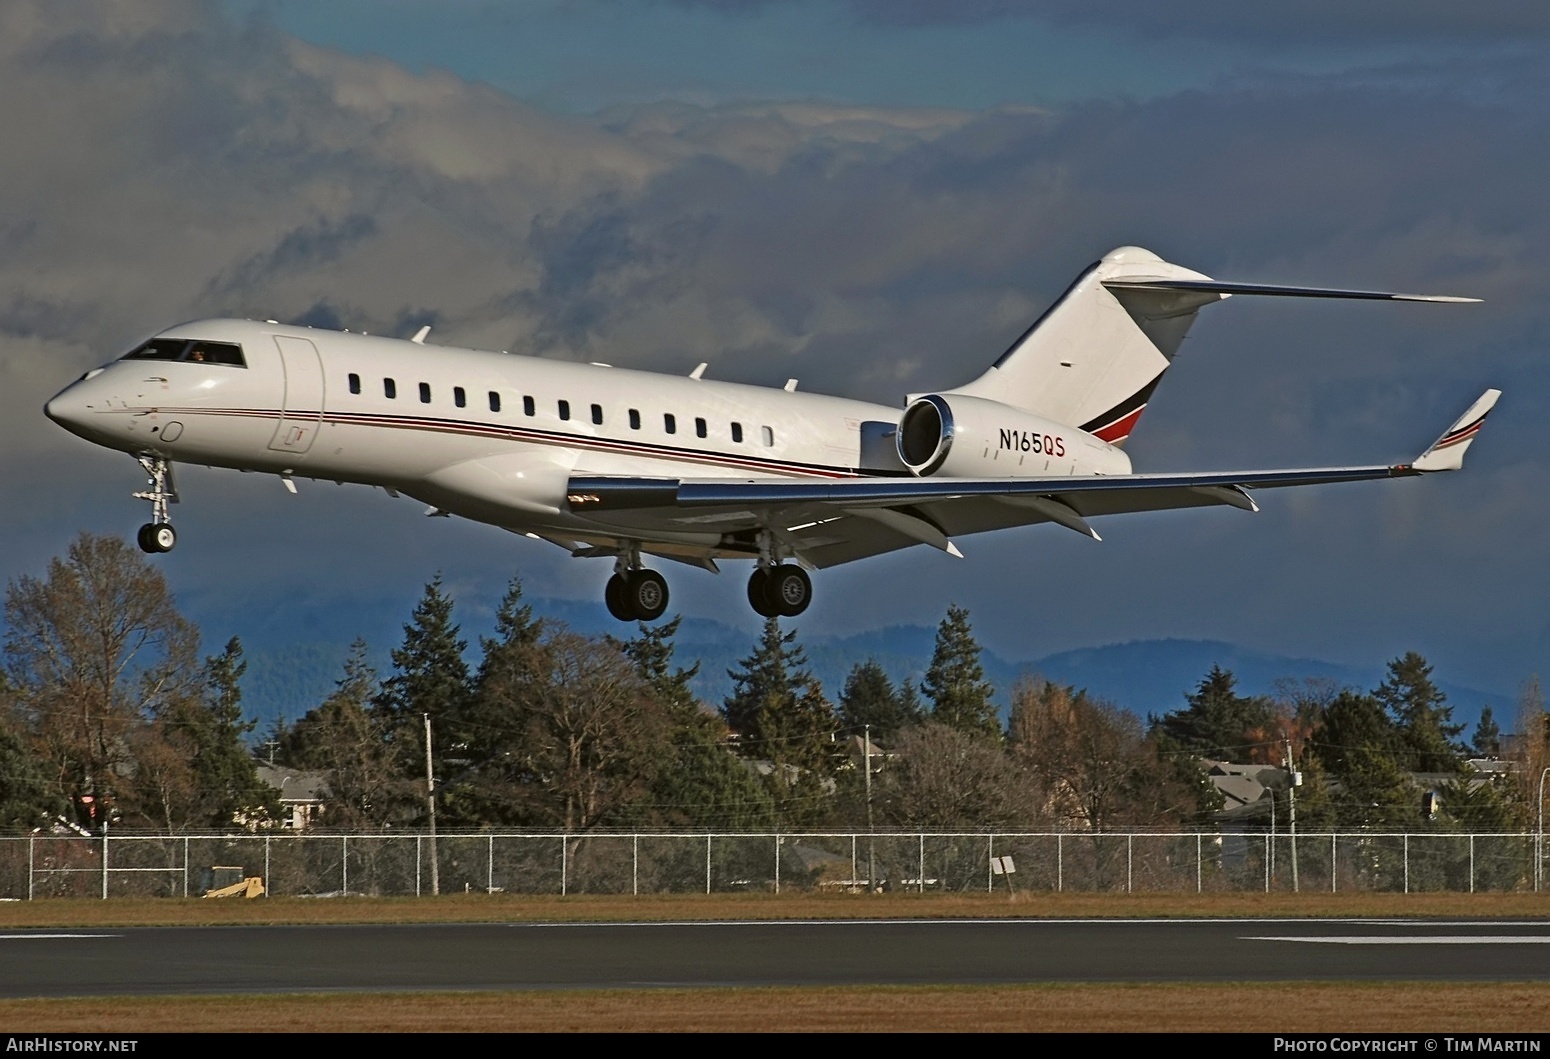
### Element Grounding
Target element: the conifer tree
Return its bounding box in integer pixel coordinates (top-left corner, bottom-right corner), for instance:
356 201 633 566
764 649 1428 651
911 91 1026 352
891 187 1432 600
624 617 774 828
1471 706 1501 758
1151 665 1275 761
0 710 61 830
1382 654 1463 769
921 605 998 739
723 617 808 745
1312 689 1413 828
1375 652 1463 772
722 617 837 827
448 577 545 824
146 638 277 827
838 658 921 743
373 575 472 817
622 616 699 715
280 639 409 826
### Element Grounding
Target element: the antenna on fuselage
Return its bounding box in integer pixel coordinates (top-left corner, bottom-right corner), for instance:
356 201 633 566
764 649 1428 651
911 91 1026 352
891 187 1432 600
689 362 708 380
411 325 431 344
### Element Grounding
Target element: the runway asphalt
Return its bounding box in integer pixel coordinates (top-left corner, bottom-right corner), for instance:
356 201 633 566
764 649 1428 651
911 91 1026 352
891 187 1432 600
2 918 1548 997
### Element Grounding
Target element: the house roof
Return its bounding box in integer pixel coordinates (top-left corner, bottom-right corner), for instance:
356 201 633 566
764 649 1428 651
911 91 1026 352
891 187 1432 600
255 764 330 804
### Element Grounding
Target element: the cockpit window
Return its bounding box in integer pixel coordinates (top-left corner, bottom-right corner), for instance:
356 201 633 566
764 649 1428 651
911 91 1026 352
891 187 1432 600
122 339 246 367
122 339 186 361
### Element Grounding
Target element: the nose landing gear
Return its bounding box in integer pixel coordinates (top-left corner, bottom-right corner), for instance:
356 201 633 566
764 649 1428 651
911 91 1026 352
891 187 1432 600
132 455 178 554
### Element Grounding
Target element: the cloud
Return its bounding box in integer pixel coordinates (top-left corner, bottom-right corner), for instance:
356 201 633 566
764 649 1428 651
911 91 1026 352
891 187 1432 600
7 0 1547 695
693 1 1550 44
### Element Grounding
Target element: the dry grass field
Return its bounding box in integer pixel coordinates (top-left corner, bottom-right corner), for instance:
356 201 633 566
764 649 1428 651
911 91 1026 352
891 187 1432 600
4 983 1549 1033
3 888 1547 927
3 891 1547 1032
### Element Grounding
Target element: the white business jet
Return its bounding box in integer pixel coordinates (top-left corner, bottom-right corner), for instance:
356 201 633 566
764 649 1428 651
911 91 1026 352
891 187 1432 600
45 247 1497 622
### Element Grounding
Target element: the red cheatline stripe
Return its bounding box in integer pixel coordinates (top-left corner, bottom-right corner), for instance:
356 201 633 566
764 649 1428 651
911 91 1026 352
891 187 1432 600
137 406 869 480
1434 417 1489 449
1091 405 1146 443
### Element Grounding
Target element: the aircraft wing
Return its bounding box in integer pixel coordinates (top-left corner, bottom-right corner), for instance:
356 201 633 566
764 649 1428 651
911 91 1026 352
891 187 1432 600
565 389 1499 569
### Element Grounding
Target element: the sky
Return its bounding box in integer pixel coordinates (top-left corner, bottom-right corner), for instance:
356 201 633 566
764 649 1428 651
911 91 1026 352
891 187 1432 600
4 1 1548 708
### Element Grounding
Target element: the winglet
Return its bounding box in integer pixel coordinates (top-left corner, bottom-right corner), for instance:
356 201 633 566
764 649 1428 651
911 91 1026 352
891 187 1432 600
1410 389 1501 472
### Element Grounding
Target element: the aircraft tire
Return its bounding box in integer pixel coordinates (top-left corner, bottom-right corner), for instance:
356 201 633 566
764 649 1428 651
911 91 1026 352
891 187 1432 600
150 523 177 552
604 573 634 622
769 563 811 617
626 569 669 622
746 568 779 618
139 522 176 554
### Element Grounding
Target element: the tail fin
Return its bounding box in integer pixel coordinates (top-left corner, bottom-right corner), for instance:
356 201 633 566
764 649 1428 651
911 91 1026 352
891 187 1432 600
944 247 1219 445
945 246 1480 446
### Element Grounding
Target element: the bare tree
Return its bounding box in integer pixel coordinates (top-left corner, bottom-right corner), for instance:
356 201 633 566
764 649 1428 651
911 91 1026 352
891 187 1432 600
878 722 1034 829
1010 678 1188 830
506 629 673 832
4 533 200 824
1513 676 1547 828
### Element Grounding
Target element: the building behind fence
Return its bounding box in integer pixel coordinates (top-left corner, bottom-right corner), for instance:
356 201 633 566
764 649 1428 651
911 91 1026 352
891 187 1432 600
5 830 1546 899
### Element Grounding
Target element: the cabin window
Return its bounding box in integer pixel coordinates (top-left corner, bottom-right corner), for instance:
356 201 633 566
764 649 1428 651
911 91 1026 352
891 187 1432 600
731 422 743 443
453 386 466 408
348 373 361 395
558 400 571 421
695 417 707 439
488 391 501 413
523 395 535 417
664 413 677 434
762 425 774 446
591 403 603 426
419 382 432 404
629 409 641 430
384 378 397 399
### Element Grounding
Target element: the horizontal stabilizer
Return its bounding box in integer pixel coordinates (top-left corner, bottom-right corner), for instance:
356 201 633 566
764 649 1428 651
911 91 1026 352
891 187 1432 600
1104 279 1481 304
1410 389 1501 472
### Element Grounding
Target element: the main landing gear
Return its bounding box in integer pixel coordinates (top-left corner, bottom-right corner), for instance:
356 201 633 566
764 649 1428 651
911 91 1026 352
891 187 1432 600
745 528 812 618
132 455 178 554
747 563 811 618
605 564 670 622
597 533 813 622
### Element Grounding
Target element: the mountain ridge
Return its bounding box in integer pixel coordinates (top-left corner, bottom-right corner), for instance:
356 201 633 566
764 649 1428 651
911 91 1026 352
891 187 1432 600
231 599 1511 736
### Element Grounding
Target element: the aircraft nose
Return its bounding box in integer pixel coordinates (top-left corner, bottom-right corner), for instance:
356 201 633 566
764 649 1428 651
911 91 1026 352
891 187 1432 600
44 393 69 425
44 371 102 433
44 389 81 426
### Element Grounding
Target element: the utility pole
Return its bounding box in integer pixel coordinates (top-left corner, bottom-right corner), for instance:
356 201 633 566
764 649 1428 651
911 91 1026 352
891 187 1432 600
1286 738 1300 893
424 713 439 896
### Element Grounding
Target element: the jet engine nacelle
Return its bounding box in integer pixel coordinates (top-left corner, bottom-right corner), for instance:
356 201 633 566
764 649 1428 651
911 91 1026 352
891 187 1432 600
895 393 1130 477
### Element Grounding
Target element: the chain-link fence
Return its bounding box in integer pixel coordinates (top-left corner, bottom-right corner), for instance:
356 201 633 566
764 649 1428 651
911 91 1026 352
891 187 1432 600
3 829 1542 899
